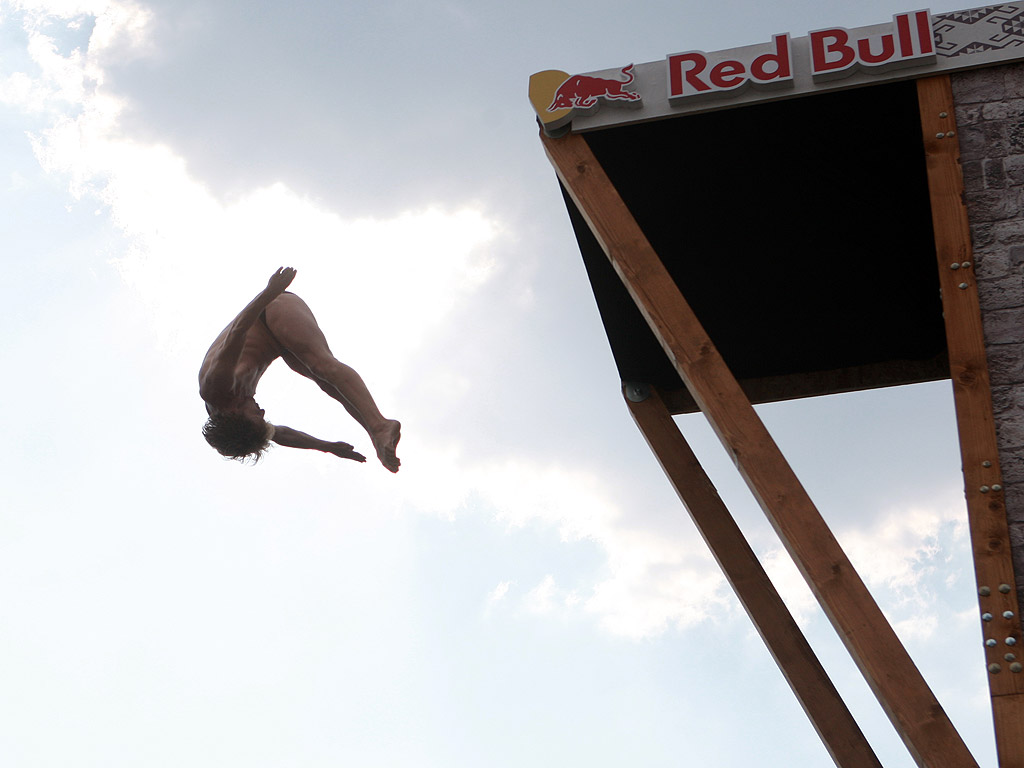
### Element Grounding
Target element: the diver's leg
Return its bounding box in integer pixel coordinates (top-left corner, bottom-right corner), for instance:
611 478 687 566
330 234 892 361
265 293 401 472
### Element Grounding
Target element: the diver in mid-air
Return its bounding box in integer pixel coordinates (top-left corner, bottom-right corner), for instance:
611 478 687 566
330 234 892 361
199 267 401 471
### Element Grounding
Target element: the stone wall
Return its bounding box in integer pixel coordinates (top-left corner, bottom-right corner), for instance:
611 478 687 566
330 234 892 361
952 63 1024 609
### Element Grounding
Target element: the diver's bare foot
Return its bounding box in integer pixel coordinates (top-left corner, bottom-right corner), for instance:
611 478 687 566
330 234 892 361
370 419 401 473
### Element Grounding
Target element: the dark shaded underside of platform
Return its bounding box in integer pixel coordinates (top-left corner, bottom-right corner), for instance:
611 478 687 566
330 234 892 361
561 79 949 414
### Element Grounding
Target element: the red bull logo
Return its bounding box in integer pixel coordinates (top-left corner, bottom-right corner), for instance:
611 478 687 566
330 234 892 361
548 64 641 111
529 64 642 134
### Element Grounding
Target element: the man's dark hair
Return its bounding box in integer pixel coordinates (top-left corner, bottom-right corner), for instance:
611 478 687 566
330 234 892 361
202 412 272 463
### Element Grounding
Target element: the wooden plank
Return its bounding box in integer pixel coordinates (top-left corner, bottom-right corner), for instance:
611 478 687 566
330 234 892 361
660 354 950 414
542 127 978 768
993 695 1024 768
626 386 882 768
917 74 1024 767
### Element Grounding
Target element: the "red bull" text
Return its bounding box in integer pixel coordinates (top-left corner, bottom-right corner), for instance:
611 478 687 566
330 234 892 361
809 10 935 79
667 34 792 102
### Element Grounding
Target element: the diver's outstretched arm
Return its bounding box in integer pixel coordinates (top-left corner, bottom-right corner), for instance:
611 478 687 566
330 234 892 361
271 424 366 463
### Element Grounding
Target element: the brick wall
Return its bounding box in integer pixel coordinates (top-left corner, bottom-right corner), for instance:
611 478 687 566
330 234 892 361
952 64 1024 608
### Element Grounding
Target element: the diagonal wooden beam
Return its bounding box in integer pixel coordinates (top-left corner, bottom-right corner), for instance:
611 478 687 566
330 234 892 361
917 74 1024 768
542 127 977 768
626 384 882 768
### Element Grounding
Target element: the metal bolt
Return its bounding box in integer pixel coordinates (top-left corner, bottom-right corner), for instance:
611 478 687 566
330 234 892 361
990 663 1002 673
959 283 969 290
1004 611 1015 619
983 461 993 468
993 484 1003 492
936 132 945 139
940 111 948 118
951 263 961 270
987 638 998 647
1012 662 1024 673
983 612 994 621
962 261 971 268
624 382 651 403
947 131 956 138
1008 637 1018 646
1006 653 1018 661
980 486 990 493
1000 584 1012 593
980 586 992 596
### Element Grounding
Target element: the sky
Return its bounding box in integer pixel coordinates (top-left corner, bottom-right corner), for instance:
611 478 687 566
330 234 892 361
0 1 1000 766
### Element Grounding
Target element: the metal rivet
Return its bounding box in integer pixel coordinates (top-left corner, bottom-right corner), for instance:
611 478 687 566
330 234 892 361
990 663 1003 673
992 484 1003 492
1012 662 1024 673
936 132 945 139
961 261 971 268
951 263 961 270
1000 584 1012 594
624 382 651 403
980 486 990 493
960 283 970 290
940 111 949 118
983 461 993 468
1007 653 1018 661
947 131 956 138
1008 637 1018 646
980 586 992 596
987 638 998 647
1004 611 1015 619
983 612 994 621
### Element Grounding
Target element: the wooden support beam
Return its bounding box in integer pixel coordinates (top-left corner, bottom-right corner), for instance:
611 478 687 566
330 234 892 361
917 74 1024 768
626 385 882 768
542 128 978 768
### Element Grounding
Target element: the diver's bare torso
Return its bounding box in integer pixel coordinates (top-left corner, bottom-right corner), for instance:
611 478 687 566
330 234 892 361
200 316 279 411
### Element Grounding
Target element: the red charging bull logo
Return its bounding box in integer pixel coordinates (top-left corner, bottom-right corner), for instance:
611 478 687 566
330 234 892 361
548 64 642 111
529 64 642 135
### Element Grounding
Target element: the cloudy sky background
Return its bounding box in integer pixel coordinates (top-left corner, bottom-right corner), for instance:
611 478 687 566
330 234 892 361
0 0 998 765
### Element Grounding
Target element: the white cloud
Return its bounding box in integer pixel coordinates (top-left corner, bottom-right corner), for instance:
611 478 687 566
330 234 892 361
392 398 972 642
6 0 500 390
487 580 513 604
523 574 559 614
760 545 819 625
474 459 619 542
404 454 734 638
841 495 966 591
1 0 150 110
758 491 969 639
584 536 729 638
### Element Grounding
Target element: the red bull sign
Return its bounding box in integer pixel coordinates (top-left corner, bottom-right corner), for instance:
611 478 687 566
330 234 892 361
808 9 935 80
531 5 1024 134
667 34 793 102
